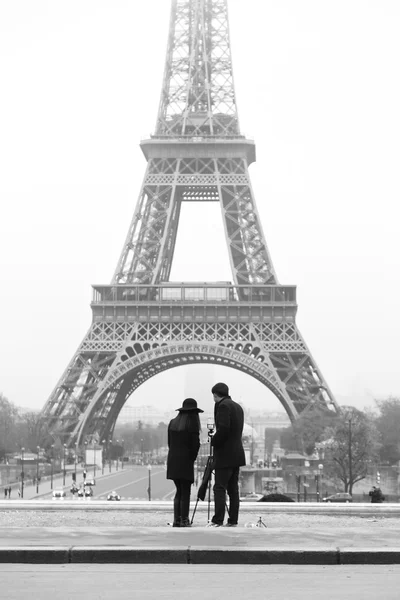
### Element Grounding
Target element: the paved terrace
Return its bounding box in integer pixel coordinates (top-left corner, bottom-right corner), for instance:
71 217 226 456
2 467 400 564
1 500 400 564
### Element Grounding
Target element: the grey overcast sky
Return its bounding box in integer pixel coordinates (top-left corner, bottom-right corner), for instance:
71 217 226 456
0 1 399 417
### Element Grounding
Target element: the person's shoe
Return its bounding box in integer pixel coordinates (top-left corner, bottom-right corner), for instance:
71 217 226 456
170 518 181 527
180 518 192 527
206 522 221 527
225 523 238 527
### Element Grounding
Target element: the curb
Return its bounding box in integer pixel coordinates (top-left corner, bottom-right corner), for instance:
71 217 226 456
1 500 400 516
1 546 400 564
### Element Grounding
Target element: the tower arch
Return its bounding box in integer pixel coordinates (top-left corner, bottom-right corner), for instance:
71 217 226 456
75 341 299 445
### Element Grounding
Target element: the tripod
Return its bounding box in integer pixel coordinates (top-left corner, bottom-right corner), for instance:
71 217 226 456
191 428 215 525
256 516 267 528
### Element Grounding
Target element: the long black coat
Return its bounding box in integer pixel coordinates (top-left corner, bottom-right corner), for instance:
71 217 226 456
211 396 246 469
166 420 200 483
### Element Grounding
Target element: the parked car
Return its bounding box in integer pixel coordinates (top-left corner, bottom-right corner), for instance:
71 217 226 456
323 492 353 503
52 489 66 499
107 491 121 501
84 479 96 487
77 486 93 498
239 492 264 502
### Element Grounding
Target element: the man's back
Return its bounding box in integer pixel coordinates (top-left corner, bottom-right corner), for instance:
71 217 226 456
212 396 245 468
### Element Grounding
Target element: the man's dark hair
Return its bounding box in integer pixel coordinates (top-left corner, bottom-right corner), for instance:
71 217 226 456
211 382 229 397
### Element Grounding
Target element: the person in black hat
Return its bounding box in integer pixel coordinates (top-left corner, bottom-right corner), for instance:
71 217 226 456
208 382 245 527
166 398 203 527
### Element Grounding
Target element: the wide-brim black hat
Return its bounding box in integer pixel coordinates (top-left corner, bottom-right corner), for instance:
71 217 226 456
176 397 204 413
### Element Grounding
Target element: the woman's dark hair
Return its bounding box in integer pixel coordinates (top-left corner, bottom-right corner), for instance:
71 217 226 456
169 412 201 433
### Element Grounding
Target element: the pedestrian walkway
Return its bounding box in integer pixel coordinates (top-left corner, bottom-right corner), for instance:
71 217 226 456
1 499 400 564
0 522 400 564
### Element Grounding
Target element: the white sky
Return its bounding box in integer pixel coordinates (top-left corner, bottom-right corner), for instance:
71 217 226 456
0 0 399 417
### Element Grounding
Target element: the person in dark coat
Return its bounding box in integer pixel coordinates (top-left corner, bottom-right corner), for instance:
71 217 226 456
369 486 385 503
208 382 245 527
167 398 203 527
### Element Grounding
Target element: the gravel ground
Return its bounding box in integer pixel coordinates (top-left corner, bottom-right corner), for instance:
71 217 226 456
1 510 399 530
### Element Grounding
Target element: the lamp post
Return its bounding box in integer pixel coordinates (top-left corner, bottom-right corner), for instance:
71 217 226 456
102 440 105 475
74 443 78 482
21 447 25 499
63 443 67 486
50 444 54 490
316 464 324 502
147 464 152 501
121 439 124 469
108 439 112 473
36 446 40 494
116 440 119 471
348 416 353 494
296 474 301 502
141 438 144 465
93 443 96 480
344 411 353 494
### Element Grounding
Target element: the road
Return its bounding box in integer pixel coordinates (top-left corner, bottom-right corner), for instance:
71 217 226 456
45 466 175 501
1 565 400 599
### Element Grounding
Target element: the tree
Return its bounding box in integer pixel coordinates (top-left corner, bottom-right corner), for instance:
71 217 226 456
280 405 338 455
16 410 48 453
0 393 19 459
323 406 381 494
375 397 400 464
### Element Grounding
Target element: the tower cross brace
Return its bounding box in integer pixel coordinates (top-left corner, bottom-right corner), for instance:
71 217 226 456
40 0 339 448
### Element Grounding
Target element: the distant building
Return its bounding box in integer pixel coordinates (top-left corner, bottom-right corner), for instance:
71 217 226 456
118 405 171 426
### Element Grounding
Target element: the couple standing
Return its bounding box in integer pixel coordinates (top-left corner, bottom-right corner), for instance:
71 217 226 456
166 382 245 527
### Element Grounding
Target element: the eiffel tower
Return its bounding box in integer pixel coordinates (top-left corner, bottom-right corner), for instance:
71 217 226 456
41 0 339 447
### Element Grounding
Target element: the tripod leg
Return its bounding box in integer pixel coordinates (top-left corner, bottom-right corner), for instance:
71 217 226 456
191 498 199 525
207 478 212 522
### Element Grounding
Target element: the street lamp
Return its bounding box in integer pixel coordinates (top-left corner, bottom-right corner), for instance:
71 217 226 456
74 443 78 482
63 443 67 486
344 411 353 494
116 439 119 471
36 446 40 494
21 447 25 499
147 464 152 501
316 464 323 502
101 440 105 475
50 444 54 490
108 439 111 473
121 439 124 469
296 474 301 502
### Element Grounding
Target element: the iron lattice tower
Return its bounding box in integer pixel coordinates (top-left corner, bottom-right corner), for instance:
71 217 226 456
40 0 339 447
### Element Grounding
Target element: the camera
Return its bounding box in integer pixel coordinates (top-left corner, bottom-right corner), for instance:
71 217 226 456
207 419 215 436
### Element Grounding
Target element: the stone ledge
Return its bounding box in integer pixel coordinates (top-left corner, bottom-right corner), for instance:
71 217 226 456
2 546 400 564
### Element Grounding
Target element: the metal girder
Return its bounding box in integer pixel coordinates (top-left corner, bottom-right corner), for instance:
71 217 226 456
113 156 277 285
41 313 339 446
40 1 338 448
156 0 238 137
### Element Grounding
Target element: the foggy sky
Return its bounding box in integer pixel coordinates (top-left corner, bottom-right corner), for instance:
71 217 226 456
0 0 399 416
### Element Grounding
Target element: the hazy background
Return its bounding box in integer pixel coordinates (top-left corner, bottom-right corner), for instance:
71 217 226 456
0 0 399 417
